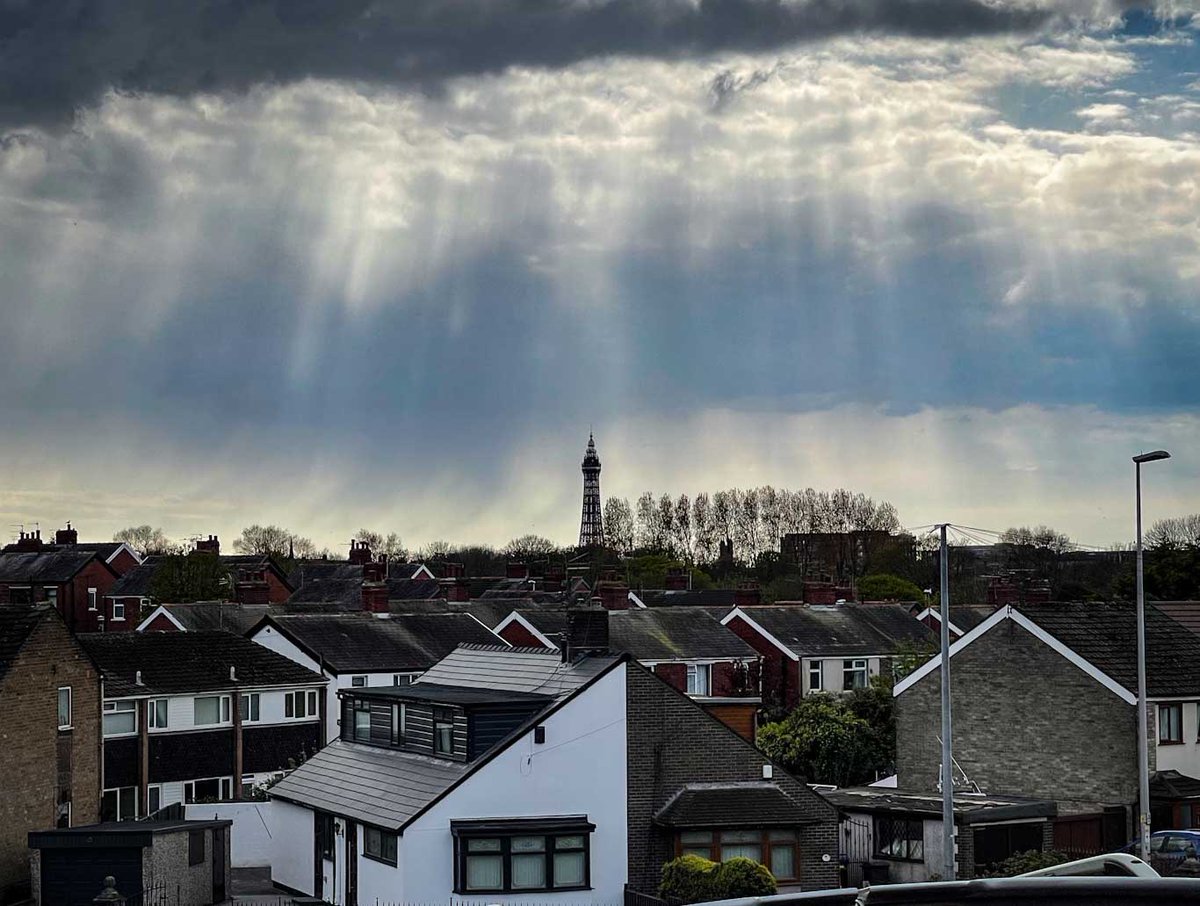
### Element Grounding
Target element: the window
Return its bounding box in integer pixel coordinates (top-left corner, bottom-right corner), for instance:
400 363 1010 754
185 777 232 803
101 786 137 821
808 661 822 692
57 687 72 730
353 698 371 742
686 664 712 696
390 703 405 746
148 699 168 729
241 692 260 722
148 785 162 816
393 673 416 686
434 707 455 755
241 774 256 798
189 830 205 866
875 816 924 861
194 695 230 726
112 600 125 621
364 826 398 865
140 597 152 613
285 689 319 718
351 675 367 687
457 832 591 892
46 587 57 609
719 829 762 862
679 830 797 880
1160 704 1183 744
318 813 336 861
843 659 868 690
87 588 97 611
103 700 137 736
56 802 71 829
768 830 797 880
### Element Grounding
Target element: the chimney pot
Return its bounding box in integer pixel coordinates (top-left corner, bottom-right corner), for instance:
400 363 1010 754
135 670 143 686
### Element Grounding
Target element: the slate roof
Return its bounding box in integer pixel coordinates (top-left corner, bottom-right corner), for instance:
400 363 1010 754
0 549 106 583
155 602 271 634
1016 601 1200 698
108 558 164 597
258 613 502 673
632 589 741 608
78 630 325 697
288 560 363 587
285 578 442 612
1155 602 1200 638
269 740 468 829
654 783 818 827
351 683 552 707
0 604 52 682
416 644 619 700
511 608 758 661
733 604 935 656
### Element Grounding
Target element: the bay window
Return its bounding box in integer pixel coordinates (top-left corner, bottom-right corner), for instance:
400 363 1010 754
677 828 799 881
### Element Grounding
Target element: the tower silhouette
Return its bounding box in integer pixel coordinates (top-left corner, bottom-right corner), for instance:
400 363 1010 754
578 433 604 548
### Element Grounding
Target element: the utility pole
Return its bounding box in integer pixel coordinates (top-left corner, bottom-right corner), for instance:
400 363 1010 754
940 523 956 880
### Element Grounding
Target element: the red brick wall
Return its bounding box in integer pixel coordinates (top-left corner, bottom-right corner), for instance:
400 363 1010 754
653 663 687 693
0 612 101 894
497 622 554 650
67 560 118 633
725 615 799 711
106 549 141 577
265 571 292 604
711 660 761 697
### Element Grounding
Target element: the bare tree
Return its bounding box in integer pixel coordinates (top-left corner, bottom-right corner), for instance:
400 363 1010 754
711 490 735 545
603 497 635 555
692 493 715 563
657 494 676 556
635 492 656 550
355 529 408 560
759 485 784 553
502 534 558 559
673 494 693 562
233 524 314 559
420 540 453 559
1147 514 1200 550
734 488 760 558
113 525 174 556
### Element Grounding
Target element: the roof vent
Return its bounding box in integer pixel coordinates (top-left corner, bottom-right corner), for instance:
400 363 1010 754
230 666 237 681
135 670 143 686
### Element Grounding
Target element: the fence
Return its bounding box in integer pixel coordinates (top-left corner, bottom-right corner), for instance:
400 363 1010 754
626 884 671 906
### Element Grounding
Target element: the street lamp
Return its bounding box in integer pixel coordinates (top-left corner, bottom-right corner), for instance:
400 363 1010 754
1134 449 1170 860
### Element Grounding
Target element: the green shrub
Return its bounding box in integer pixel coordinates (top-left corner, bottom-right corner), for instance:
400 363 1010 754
978 849 1069 878
713 857 778 899
659 854 720 904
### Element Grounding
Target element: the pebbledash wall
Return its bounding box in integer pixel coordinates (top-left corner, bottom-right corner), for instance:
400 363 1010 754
624 664 840 893
895 619 1143 821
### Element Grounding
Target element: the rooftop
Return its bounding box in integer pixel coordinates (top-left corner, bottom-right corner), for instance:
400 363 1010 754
655 782 820 828
0 549 107 584
416 643 620 700
347 682 553 707
509 607 758 660
149 601 270 634
731 604 935 655
822 787 1057 823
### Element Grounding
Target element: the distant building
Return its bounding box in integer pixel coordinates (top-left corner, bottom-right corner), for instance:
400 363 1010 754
0 543 121 633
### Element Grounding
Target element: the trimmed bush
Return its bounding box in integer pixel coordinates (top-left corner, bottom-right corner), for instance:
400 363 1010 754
659 854 720 904
714 857 778 899
978 849 1069 878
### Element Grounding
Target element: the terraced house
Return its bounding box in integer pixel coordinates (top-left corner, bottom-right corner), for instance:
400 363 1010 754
77 631 327 820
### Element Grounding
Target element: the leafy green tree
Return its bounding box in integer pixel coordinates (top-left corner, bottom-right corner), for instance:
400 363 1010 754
857 573 926 602
757 693 890 786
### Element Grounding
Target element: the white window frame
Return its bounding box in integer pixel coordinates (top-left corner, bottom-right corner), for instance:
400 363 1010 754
843 658 869 690
148 698 168 730
57 686 72 730
808 660 823 692
87 588 98 611
351 675 368 687
393 673 418 686
147 784 163 815
112 599 125 621
184 776 233 804
193 695 232 727
285 689 319 719
103 700 138 737
102 786 138 821
241 692 261 722
686 663 712 696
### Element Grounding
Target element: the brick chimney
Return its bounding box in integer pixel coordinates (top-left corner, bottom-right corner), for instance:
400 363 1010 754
235 568 270 605
348 539 373 566
362 579 389 613
440 578 471 602
544 562 566 584
733 582 761 607
362 560 386 583
562 608 609 662
438 561 466 579
13 529 44 552
594 578 631 611
54 523 78 546
506 562 530 580
195 535 220 556
664 567 688 591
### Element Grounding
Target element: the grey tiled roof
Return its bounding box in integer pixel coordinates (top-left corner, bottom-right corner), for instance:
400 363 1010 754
269 740 468 830
108 558 164 597
633 589 741 608
1154 601 1200 638
654 782 817 827
157 602 271 634
734 604 934 656
260 613 502 673
514 608 758 661
416 644 618 700
0 550 105 583
1017 601 1200 698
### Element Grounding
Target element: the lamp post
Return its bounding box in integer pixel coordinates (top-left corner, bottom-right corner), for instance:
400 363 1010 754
1134 449 1170 860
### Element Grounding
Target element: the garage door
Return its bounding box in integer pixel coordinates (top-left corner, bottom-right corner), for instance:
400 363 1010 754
41 847 142 906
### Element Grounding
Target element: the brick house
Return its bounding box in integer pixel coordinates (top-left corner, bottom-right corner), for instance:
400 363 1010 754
266 616 838 904
0 546 120 634
494 607 763 739
0 605 101 903
76 632 327 820
722 604 935 712
1 525 141 579
893 601 1200 856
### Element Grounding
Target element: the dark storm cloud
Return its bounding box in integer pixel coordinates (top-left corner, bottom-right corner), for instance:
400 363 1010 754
0 0 1077 128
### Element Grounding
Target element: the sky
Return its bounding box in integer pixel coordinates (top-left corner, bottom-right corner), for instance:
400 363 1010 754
1 1 1198 553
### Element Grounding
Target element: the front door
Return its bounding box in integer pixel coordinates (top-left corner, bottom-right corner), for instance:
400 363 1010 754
346 819 358 906
212 826 227 902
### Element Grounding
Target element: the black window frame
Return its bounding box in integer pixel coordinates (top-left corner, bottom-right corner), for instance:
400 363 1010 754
363 824 399 866
874 815 924 862
453 828 592 893
433 707 455 755
188 830 205 866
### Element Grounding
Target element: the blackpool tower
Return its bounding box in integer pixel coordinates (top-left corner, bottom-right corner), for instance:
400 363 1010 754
578 434 604 548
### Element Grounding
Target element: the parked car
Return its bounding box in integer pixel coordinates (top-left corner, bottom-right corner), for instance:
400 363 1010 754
1122 830 1200 862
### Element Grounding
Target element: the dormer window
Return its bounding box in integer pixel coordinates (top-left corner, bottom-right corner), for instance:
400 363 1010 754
434 707 455 755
